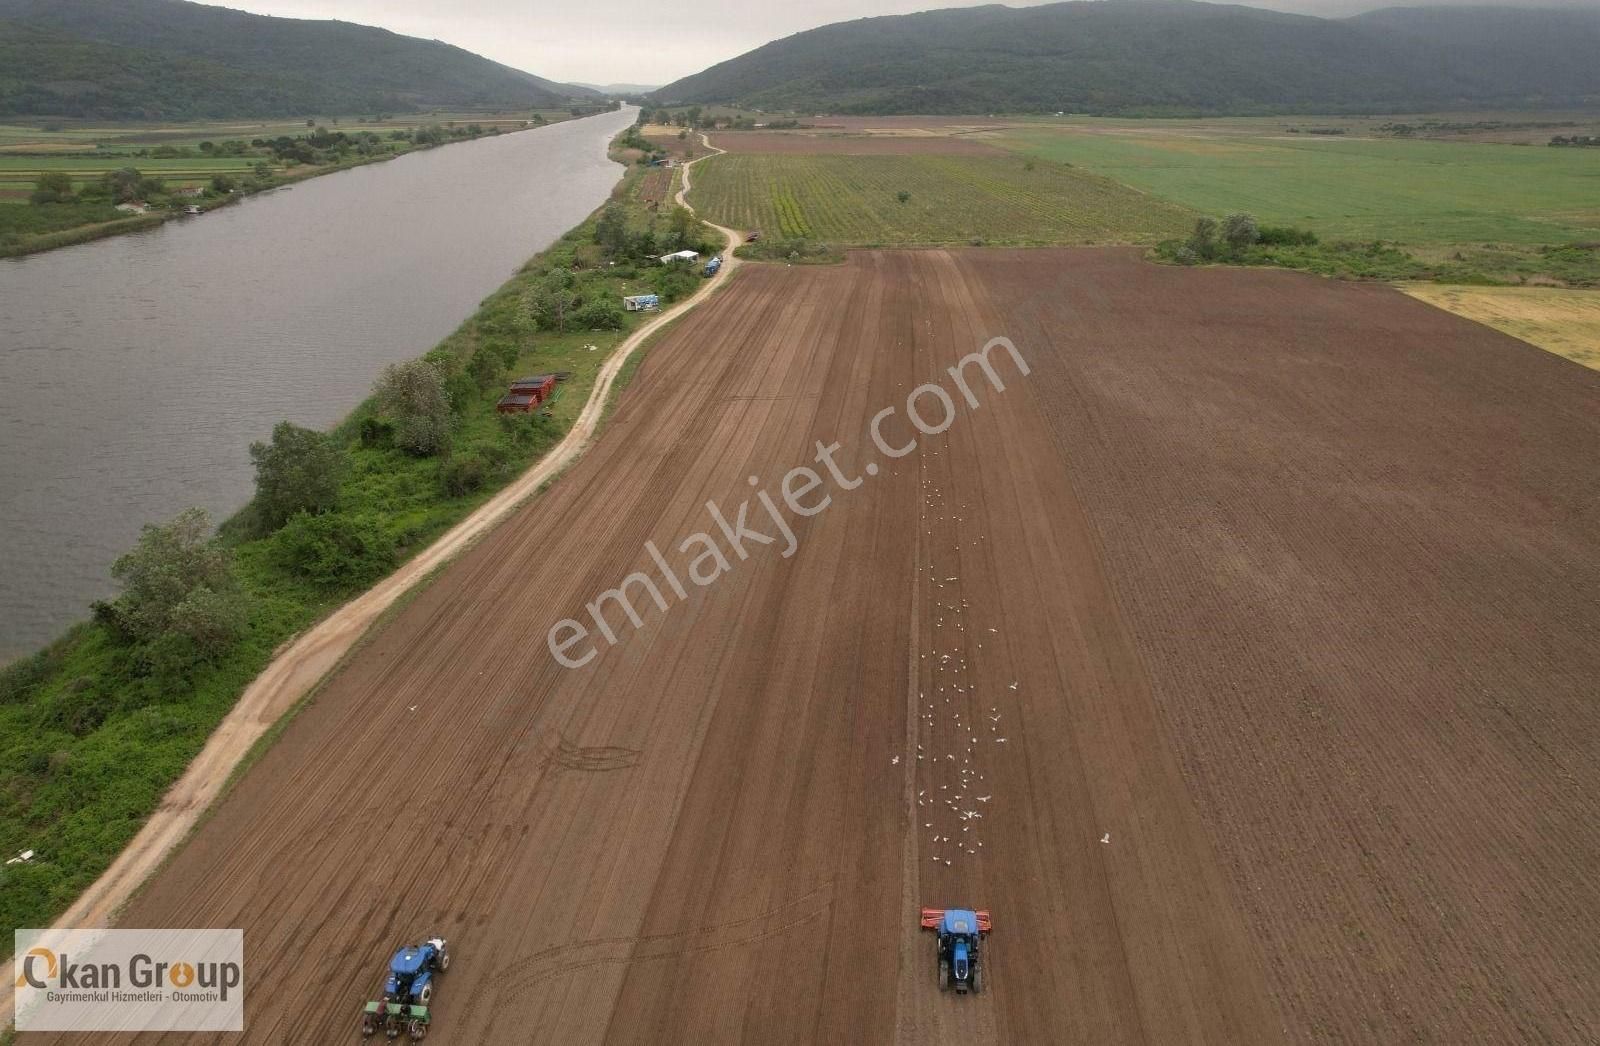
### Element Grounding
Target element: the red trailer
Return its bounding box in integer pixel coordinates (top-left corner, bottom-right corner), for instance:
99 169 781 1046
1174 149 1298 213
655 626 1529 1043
509 374 558 403
495 393 540 414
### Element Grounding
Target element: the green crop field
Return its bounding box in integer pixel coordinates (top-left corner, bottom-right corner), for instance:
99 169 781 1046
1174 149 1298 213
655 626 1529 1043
997 126 1600 244
689 153 1195 246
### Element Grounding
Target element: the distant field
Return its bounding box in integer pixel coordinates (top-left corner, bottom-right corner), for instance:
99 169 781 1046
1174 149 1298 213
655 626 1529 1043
0 111 571 151
0 109 574 194
0 155 263 196
997 126 1600 244
709 130 1003 155
689 153 1194 246
1402 285 1600 369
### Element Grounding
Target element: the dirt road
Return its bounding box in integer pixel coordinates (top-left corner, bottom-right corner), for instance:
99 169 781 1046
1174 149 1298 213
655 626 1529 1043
37 250 1600 1044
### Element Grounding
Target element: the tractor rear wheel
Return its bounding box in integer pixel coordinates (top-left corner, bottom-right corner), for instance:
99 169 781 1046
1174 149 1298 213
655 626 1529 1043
938 959 950 991
408 1020 427 1040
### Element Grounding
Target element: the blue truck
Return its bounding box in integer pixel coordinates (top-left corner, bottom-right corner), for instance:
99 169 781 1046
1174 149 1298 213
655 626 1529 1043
704 255 722 277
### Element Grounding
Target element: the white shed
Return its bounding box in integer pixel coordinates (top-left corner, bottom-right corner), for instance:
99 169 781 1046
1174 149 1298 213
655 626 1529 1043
659 250 699 265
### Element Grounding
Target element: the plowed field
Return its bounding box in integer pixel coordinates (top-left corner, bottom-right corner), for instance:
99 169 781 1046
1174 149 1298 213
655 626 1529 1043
42 250 1600 1045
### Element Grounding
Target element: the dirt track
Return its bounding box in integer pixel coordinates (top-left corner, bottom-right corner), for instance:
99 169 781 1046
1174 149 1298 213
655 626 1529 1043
39 250 1600 1044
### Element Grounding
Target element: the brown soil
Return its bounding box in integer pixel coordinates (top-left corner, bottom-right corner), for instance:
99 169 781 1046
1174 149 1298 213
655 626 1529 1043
37 250 1600 1044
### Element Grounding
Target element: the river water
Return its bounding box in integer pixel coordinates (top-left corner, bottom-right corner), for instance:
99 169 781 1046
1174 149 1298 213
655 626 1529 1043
0 106 637 661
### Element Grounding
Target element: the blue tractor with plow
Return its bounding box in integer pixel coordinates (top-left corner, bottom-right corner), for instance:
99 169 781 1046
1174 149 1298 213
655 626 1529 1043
920 908 991 994
361 937 450 1040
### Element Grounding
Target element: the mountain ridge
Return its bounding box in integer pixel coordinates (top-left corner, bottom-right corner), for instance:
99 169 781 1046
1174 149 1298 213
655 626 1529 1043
0 0 598 119
652 1 1600 115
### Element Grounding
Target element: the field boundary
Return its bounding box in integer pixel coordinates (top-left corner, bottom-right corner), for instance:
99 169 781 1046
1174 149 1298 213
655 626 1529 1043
0 133 743 1029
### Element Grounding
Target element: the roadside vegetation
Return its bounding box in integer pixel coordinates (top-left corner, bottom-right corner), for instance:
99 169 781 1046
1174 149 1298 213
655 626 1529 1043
0 135 723 944
0 109 607 257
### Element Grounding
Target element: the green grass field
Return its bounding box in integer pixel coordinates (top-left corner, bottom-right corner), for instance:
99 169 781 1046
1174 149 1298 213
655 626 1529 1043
997 126 1600 244
689 153 1195 246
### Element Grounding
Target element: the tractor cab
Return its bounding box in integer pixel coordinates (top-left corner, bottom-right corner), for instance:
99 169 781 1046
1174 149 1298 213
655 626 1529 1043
385 947 433 1003
920 907 991 995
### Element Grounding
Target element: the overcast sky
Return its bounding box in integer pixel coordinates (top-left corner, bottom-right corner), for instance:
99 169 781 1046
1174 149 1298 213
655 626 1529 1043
209 0 1592 85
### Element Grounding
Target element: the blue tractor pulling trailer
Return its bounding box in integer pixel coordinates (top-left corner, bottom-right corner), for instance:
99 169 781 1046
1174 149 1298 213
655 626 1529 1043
361 937 450 1040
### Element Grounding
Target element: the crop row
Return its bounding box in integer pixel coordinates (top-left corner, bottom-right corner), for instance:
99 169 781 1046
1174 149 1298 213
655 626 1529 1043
690 154 1195 246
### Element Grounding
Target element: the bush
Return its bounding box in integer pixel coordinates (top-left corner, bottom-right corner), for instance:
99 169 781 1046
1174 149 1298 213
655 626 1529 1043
497 410 558 448
93 508 248 660
648 264 701 302
0 642 68 705
575 295 624 331
1222 213 1261 250
1258 225 1319 247
439 453 489 497
375 359 452 456
1186 217 1220 260
271 511 395 589
358 416 394 448
248 421 345 532
30 171 74 205
445 370 480 416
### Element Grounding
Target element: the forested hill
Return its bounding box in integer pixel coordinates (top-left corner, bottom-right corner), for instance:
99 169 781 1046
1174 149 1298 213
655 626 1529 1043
0 0 596 119
652 0 1600 115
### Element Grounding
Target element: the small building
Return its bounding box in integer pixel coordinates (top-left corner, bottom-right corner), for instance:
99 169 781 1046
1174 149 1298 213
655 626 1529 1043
659 250 699 265
624 294 661 312
173 186 204 198
115 202 149 215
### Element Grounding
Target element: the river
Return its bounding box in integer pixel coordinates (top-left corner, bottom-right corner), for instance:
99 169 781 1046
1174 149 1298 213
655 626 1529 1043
0 105 638 661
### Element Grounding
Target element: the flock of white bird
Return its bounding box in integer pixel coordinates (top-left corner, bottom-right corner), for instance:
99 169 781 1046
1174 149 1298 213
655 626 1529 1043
912 444 1012 868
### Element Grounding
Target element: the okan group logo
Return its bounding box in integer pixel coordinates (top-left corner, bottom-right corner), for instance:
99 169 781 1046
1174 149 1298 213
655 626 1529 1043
14 928 244 1032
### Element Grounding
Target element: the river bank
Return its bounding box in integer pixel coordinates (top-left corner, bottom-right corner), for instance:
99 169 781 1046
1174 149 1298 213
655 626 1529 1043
0 115 732 947
1 109 640 660
0 108 616 260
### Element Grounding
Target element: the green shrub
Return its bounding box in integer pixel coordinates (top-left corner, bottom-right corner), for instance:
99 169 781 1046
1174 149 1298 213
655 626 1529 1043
248 421 345 532
1258 225 1319 247
374 359 452 456
439 454 489 497
648 265 701 302
0 643 68 705
92 509 248 660
575 296 624 331
270 511 395 589
358 416 394 448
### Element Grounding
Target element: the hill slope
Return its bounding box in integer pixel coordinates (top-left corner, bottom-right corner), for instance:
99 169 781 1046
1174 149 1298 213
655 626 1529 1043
0 0 594 119
652 0 1600 114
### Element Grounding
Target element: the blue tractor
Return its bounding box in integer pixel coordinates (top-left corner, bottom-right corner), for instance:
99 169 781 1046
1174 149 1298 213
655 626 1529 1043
920 908 991 994
361 936 450 1040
